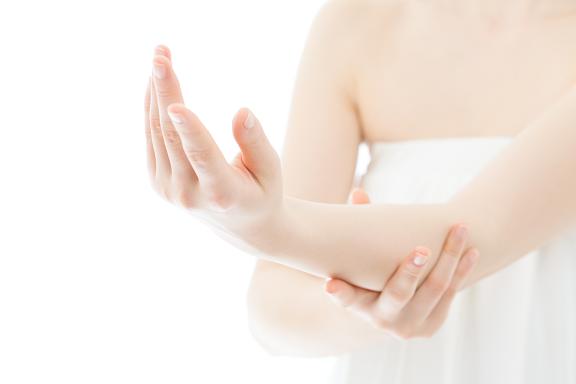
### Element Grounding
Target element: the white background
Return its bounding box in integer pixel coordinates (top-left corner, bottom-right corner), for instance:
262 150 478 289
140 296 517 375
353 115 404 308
0 1 371 383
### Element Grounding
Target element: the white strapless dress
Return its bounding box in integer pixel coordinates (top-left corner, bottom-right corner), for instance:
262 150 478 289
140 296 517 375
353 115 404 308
329 137 576 384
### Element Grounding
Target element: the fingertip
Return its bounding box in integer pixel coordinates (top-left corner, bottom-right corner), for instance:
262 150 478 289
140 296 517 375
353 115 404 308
325 278 341 294
412 246 430 267
154 44 171 59
467 248 480 265
167 103 187 115
454 223 469 239
244 110 257 130
351 188 370 204
153 54 170 67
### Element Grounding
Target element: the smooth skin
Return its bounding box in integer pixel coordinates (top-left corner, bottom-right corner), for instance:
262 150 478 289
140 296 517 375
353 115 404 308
145 45 480 352
144 0 576 357
326 188 480 340
145 46 283 244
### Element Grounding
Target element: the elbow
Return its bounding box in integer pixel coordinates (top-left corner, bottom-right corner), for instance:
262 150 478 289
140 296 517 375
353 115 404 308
245 277 340 358
245 289 288 357
245 287 320 357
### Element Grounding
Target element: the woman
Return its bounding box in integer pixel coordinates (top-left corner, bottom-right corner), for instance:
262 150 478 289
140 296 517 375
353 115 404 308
143 0 576 382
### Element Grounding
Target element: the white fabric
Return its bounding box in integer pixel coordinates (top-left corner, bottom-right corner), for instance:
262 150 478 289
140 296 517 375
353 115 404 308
329 137 576 384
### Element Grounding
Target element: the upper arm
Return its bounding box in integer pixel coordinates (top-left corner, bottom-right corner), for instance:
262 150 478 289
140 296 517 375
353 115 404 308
450 87 576 284
280 0 363 203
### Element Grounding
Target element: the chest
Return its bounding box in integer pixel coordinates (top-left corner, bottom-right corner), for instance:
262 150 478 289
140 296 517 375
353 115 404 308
354 20 576 142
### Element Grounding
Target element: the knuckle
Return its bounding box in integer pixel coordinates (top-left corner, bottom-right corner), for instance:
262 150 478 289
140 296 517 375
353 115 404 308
206 188 234 211
425 277 450 295
442 249 460 259
155 85 173 99
150 116 162 132
162 127 181 146
402 265 421 281
184 147 213 167
385 287 409 305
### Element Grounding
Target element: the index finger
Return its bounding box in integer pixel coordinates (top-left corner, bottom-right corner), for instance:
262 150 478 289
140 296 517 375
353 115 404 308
167 104 234 206
403 223 469 319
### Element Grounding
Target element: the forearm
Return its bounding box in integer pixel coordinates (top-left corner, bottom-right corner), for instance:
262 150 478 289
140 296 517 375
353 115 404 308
250 86 576 292
258 200 473 292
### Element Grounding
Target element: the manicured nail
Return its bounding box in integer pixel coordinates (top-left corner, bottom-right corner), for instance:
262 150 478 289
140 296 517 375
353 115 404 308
153 60 166 79
244 111 256 130
456 224 468 239
155 45 167 56
168 111 184 125
413 247 429 266
468 249 480 264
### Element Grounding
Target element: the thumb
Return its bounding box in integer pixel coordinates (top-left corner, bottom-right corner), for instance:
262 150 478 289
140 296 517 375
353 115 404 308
349 187 371 204
232 107 281 188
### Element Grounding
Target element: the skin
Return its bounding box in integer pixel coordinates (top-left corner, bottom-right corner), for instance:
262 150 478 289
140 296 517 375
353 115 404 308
145 45 481 355
143 0 576 357
325 188 480 341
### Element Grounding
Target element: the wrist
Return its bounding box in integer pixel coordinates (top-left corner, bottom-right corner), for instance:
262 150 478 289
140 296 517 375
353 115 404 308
240 195 295 260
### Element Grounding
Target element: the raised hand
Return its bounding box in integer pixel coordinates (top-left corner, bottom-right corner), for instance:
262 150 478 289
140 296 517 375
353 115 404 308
324 188 480 340
144 45 284 240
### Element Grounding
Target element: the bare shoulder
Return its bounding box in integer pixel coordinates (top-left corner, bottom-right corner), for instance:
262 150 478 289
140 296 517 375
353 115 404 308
310 0 405 43
305 0 407 95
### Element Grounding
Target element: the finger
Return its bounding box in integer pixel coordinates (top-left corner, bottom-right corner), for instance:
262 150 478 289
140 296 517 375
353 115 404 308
152 54 194 177
350 188 370 204
167 104 234 206
324 278 379 312
149 77 171 176
374 247 430 320
144 76 156 178
423 248 480 332
154 44 172 61
231 108 281 190
403 223 469 319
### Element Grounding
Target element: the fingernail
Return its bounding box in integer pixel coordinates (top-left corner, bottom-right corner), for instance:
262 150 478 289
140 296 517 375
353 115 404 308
168 111 184 125
413 247 429 266
456 224 468 239
153 60 166 79
244 111 256 130
468 249 480 264
155 45 167 56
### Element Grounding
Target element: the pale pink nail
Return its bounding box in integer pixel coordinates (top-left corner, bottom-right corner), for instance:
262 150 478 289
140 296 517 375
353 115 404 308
413 247 430 266
168 112 184 125
244 111 256 130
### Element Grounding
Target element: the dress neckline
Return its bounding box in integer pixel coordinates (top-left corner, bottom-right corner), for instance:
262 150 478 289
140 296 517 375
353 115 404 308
367 136 514 148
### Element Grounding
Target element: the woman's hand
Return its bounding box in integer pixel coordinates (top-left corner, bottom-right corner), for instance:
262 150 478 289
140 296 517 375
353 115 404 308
324 188 480 340
144 45 284 241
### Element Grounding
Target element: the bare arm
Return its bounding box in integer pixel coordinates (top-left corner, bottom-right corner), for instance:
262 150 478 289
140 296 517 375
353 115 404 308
251 81 576 291
143 2 576 356
247 0 390 356
247 0 478 356
248 0 576 356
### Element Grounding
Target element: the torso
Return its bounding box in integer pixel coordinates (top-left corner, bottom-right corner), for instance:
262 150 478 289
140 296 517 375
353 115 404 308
348 1 576 143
